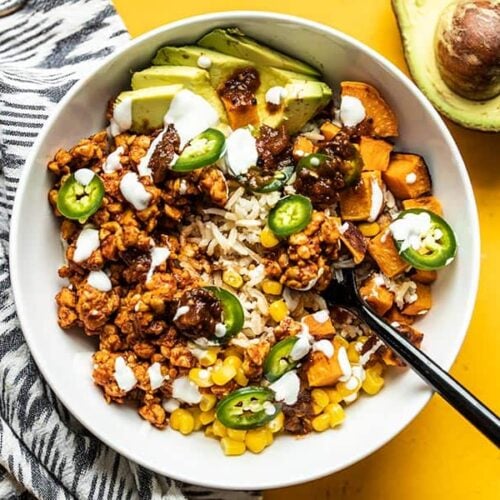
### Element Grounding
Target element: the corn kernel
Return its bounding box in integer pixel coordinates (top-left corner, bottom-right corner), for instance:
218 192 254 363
269 299 288 322
261 279 283 295
211 364 237 386
335 336 349 349
212 419 227 438
234 368 249 386
224 355 242 370
204 425 215 438
227 428 247 442
347 343 360 363
199 348 219 367
337 377 361 398
200 393 217 412
312 403 323 415
170 409 194 435
222 269 244 289
325 388 343 404
358 222 381 237
325 402 345 427
199 409 216 426
220 437 246 456
245 428 269 454
371 362 384 376
260 226 280 248
190 408 203 431
189 368 214 388
267 412 284 433
362 368 385 395
265 429 274 446
311 389 329 410
312 413 331 432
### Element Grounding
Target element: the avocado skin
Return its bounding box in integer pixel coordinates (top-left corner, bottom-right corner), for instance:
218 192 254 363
392 0 500 132
197 27 321 78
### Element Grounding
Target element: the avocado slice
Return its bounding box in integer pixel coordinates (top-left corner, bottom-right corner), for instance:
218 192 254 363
392 0 500 131
131 66 227 122
198 28 321 78
114 84 183 133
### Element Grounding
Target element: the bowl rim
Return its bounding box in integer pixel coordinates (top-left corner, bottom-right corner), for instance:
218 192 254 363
9 10 480 490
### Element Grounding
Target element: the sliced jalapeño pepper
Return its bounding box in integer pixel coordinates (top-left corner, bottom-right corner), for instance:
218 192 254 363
171 128 225 172
204 286 244 342
243 164 295 193
391 209 457 270
338 145 363 187
56 170 104 223
297 153 330 171
263 336 299 382
268 194 313 237
216 387 280 430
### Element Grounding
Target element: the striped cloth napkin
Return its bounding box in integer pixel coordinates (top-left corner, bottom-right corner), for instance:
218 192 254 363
0 1 261 498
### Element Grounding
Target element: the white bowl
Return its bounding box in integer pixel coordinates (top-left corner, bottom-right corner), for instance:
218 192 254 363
10 11 480 490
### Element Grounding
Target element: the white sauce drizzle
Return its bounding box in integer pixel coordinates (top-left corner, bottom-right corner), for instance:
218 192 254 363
197 55 212 69
263 401 277 416
74 168 95 186
405 172 417 184
309 156 321 167
337 346 352 381
265 86 288 105
340 96 366 127
289 331 313 361
214 322 227 338
172 376 202 404
114 356 137 392
119 172 151 211
162 398 180 413
102 146 124 174
87 270 112 292
389 211 433 252
173 305 190 321
360 340 384 366
73 228 100 263
110 97 132 136
269 370 301 405
147 362 165 390
368 179 384 222
146 246 170 283
312 309 330 324
225 128 258 176
312 339 334 358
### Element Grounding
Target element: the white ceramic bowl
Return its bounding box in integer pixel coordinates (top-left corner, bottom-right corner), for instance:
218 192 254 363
10 11 480 490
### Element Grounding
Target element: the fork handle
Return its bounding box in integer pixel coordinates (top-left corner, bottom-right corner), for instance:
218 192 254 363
359 304 500 447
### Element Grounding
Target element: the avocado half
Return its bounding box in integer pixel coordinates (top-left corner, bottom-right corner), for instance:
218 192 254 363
392 0 500 132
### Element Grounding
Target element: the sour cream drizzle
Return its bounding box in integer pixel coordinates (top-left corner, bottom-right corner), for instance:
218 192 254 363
269 370 301 405
147 362 165 390
265 86 288 105
312 339 334 358
290 331 313 361
73 227 100 263
172 376 202 404
114 356 137 392
103 146 124 174
368 179 384 222
110 97 132 136
119 172 151 211
146 246 170 283
340 96 366 127
389 211 433 252
225 127 258 176
74 168 95 186
87 270 112 292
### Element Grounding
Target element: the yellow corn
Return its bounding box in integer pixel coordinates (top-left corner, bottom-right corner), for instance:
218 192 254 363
212 419 227 438
234 368 249 386
199 393 217 412
224 347 243 359
224 355 242 370
199 409 216 426
311 389 329 410
260 226 280 248
222 269 244 289
335 336 349 349
170 409 195 435
245 428 269 454
199 348 219 367
269 299 288 322
347 342 360 363
211 364 237 386
227 428 247 442
312 403 323 415
190 408 203 431
325 402 345 427
337 377 361 398
324 388 343 404
189 368 214 388
265 429 274 445
204 425 215 438
312 413 331 432
358 222 381 237
220 437 246 456
261 279 283 295
362 368 385 395
370 362 384 376
267 412 284 433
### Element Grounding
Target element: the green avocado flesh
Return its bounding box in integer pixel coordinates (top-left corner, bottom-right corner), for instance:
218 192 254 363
117 29 332 134
392 0 500 132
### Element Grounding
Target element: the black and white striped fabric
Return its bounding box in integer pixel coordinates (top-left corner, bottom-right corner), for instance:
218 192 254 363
0 1 261 498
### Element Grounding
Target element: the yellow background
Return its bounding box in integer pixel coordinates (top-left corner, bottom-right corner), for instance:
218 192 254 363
113 1 499 498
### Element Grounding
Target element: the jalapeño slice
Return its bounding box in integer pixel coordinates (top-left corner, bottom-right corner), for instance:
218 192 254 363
263 336 300 382
216 387 280 430
268 194 313 237
243 165 295 193
204 286 244 342
172 128 225 172
56 170 104 223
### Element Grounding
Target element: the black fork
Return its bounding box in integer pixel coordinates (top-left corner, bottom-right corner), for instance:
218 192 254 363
323 268 500 446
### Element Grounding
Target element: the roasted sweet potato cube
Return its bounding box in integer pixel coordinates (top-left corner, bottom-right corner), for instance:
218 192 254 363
384 307 415 325
340 81 399 137
367 230 409 278
306 350 342 387
320 121 341 140
410 269 437 284
292 135 317 160
383 153 431 199
360 137 393 171
402 283 432 315
382 323 423 366
302 310 336 338
339 222 367 264
359 276 395 316
402 196 443 216
220 95 259 130
339 171 383 221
